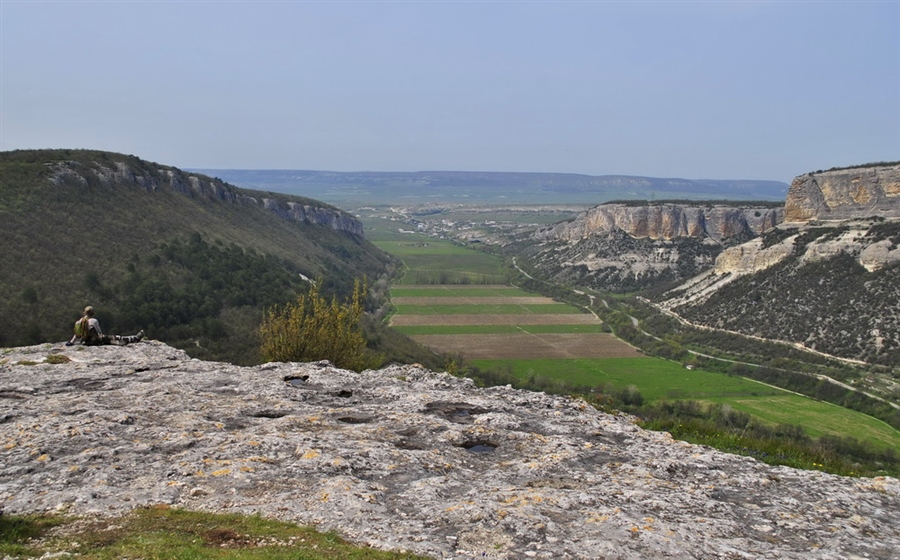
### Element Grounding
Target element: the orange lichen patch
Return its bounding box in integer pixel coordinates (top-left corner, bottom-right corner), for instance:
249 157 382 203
501 494 546 507
211 468 232 477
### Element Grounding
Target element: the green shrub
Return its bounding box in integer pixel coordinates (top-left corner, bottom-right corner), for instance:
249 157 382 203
260 279 382 372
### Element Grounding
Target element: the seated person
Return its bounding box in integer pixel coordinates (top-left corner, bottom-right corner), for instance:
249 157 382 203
67 306 144 346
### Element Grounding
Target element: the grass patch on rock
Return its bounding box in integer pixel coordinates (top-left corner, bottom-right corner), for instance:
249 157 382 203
0 505 428 559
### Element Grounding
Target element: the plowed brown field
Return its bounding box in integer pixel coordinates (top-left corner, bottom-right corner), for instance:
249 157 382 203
411 333 643 359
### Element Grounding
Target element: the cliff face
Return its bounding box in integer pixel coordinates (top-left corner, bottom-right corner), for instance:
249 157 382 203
658 217 900 365
784 164 900 222
537 203 783 243
654 163 900 366
2 341 898 559
50 159 363 235
521 203 782 293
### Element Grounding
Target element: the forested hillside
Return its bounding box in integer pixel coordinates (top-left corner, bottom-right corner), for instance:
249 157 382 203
0 149 395 364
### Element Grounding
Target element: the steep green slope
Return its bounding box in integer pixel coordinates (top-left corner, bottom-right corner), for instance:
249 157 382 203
664 221 900 367
0 149 394 363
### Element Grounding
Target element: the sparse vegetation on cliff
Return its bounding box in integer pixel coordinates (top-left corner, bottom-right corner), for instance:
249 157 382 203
260 279 383 372
815 160 900 174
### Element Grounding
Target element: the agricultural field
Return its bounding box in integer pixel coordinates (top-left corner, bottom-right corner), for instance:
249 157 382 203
372 239 505 285
373 227 900 452
389 282 622 359
415 333 643 360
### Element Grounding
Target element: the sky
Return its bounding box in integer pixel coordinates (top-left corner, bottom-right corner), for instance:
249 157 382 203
1 1 898 183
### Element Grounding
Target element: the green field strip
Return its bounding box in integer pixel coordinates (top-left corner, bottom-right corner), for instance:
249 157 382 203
701 395 900 451
370 238 506 284
393 296 556 305
391 286 529 297
394 303 582 315
710 398 900 452
394 324 605 335
470 357 785 400
412 333 641 359
379 249 502 273
390 314 602 326
469 357 900 450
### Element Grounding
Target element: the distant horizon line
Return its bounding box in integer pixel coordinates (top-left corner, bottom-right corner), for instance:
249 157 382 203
185 167 791 184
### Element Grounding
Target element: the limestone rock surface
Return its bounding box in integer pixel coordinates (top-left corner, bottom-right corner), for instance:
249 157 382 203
784 164 900 222
2 342 898 559
537 203 782 242
714 236 796 275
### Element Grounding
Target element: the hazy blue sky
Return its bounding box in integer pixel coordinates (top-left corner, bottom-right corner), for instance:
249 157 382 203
2 1 898 182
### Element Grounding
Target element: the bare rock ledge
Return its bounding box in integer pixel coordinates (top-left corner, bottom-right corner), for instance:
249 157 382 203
1 341 898 559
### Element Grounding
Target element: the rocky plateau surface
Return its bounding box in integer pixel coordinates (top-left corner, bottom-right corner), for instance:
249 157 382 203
2 342 899 559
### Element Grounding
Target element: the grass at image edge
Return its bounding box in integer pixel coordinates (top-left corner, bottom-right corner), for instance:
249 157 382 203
0 506 429 559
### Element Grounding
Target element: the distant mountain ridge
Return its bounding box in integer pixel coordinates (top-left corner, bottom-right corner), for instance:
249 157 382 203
191 169 789 205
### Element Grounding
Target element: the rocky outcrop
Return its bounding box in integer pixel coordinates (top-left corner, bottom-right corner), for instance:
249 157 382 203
49 159 363 235
706 217 900 276
2 341 898 559
259 198 363 235
521 203 782 293
784 163 900 222
537 203 783 243
713 235 797 275
658 217 900 365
